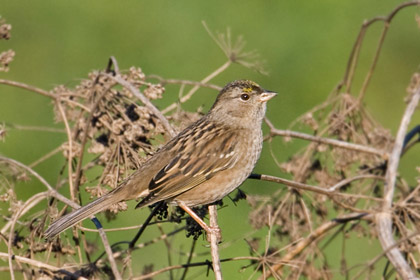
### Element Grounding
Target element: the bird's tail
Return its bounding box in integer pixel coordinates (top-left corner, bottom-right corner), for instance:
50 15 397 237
44 190 122 240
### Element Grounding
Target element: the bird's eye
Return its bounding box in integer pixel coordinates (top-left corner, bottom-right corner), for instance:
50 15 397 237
240 93 250 101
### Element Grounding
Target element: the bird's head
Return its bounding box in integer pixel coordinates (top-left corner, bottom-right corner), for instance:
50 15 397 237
209 80 276 126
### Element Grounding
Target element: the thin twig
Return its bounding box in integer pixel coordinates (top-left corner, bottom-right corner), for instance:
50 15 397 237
5 123 65 133
263 213 372 279
97 228 122 280
132 264 186 280
106 58 176 137
72 82 113 195
340 1 420 95
265 118 388 158
29 145 62 168
109 73 176 137
0 156 77 210
161 60 231 114
250 173 384 196
0 252 61 272
357 1 420 101
375 87 420 280
0 156 59 234
156 223 174 280
356 22 387 101
146 75 222 91
208 205 223 280
327 174 384 192
349 231 420 280
0 79 56 99
131 256 263 280
7 192 49 280
180 239 197 280
0 156 122 280
55 98 85 263
55 99 76 202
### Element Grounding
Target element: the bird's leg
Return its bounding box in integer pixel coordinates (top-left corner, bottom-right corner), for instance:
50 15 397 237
178 202 222 243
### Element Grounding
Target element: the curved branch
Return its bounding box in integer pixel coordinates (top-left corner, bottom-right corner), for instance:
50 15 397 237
7 192 49 280
339 0 420 95
376 87 420 280
0 156 122 280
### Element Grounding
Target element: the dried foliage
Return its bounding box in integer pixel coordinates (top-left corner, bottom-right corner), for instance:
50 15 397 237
0 17 14 72
53 68 168 204
1 3 420 280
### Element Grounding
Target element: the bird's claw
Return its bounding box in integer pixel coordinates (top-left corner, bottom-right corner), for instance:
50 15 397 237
206 225 222 244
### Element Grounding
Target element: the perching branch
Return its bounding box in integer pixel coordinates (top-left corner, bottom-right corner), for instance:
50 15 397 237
209 205 223 280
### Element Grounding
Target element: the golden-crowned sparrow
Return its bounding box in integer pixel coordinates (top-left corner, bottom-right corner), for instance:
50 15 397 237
45 80 276 239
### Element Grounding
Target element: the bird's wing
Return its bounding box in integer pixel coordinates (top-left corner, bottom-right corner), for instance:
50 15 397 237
136 124 239 207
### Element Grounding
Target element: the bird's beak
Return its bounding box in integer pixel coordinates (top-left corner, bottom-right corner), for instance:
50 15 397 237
259 90 277 103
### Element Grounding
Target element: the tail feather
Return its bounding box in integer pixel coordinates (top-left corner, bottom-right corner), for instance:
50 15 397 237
44 192 121 239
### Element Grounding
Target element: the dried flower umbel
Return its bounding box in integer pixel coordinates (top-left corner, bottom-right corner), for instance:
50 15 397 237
49 69 176 223
0 18 14 72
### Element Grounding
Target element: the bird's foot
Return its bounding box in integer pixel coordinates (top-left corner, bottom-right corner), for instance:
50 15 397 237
205 225 222 244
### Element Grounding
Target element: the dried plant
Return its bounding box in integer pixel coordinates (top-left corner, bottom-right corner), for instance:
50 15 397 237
1 3 420 280
0 17 13 72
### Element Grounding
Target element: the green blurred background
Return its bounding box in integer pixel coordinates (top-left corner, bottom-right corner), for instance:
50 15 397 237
1 1 420 279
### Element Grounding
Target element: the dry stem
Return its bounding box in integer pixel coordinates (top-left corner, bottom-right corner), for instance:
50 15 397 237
375 87 420 280
209 205 223 280
266 118 388 159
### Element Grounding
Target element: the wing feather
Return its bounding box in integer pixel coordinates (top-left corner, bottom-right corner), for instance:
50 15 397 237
136 124 238 208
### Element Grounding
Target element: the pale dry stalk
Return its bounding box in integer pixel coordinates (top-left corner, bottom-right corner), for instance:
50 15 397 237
375 87 420 280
